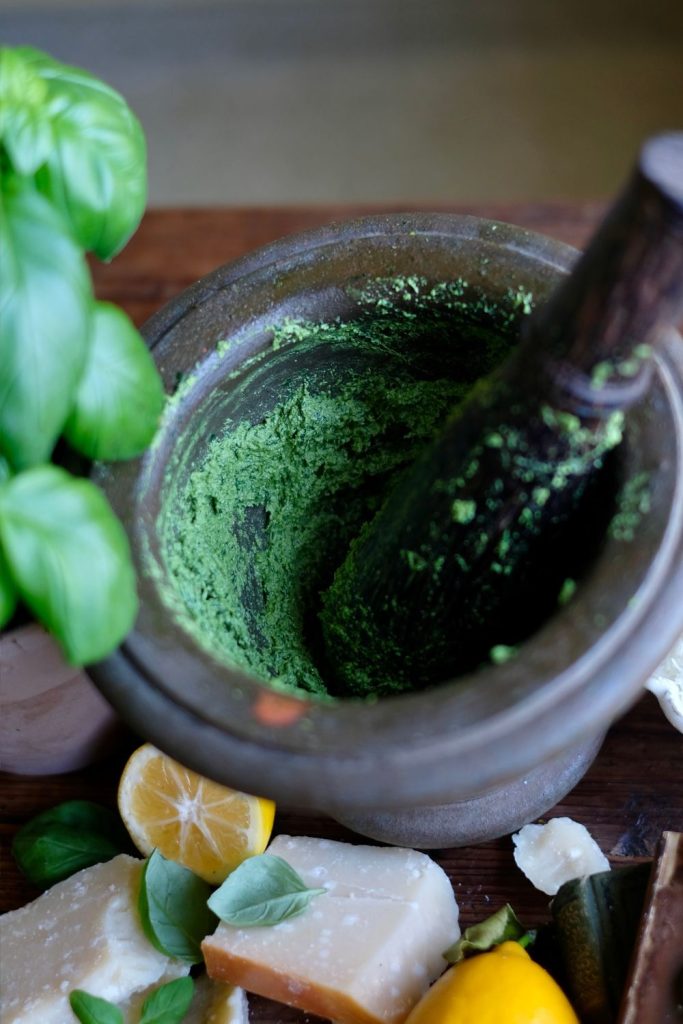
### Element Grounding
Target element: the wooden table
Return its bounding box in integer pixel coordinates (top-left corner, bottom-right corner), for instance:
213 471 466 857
2 204 682 1022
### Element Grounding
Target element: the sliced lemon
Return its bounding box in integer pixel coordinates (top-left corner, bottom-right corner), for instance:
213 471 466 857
117 744 275 884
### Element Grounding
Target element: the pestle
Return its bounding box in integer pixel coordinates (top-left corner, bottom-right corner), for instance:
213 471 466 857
320 132 683 698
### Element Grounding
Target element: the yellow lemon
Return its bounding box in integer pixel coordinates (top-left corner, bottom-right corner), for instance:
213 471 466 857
405 941 579 1024
118 744 275 884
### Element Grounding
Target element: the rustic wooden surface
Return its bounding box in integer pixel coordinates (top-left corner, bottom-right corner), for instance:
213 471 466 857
1 204 682 1022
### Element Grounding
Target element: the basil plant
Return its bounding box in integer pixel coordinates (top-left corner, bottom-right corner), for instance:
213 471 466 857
0 47 164 664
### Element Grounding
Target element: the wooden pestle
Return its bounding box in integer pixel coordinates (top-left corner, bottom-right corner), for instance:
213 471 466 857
320 133 683 698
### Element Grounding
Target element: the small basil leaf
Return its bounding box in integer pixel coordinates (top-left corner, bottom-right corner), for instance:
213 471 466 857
12 801 131 888
0 48 53 175
139 977 194 1024
0 177 92 470
444 903 531 964
17 47 146 260
64 302 164 461
0 466 137 664
69 990 123 1024
20 800 129 838
139 851 217 964
0 543 17 628
208 853 326 927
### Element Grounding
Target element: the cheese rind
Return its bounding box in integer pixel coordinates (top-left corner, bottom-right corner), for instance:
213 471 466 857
202 836 460 1024
0 854 189 1024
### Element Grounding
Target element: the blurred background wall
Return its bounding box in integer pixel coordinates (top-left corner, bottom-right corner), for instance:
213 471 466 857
2 0 682 205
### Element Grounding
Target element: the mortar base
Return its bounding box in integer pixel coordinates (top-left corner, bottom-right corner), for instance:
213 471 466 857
332 733 604 848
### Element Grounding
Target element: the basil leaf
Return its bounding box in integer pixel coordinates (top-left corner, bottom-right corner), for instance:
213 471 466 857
12 801 131 888
0 177 92 470
444 903 532 964
0 47 53 175
64 302 164 461
0 541 17 628
208 854 326 927
17 47 146 260
22 799 129 836
139 977 194 1024
69 990 123 1024
139 851 217 964
0 466 137 664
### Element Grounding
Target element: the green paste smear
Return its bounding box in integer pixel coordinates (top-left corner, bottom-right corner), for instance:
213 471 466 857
157 277 532 699
154 276 632 701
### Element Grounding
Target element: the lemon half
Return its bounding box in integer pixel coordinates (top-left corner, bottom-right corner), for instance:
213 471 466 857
118 744 275 884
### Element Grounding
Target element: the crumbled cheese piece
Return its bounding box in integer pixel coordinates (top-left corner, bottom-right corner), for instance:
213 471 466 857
645 633 683 733
202 836 460 1024
0 855 189 1024
183 974 248 1024
512 817 610 895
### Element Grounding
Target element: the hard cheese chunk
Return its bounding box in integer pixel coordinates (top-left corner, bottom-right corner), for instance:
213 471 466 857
182 975 249 1024
122 973 248 1024
513 817 611 896
202 836 460 1024
0 854 189 1024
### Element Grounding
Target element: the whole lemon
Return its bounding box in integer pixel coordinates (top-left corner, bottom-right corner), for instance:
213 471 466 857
405 941 579 1024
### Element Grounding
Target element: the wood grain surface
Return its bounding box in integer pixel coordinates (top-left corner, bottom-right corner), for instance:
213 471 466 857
1 204 682 1023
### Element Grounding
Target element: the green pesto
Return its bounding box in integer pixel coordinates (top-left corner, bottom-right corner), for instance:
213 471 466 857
161 373 467 698
591 344 652 390
155 277 527 700
152 273 635 703
489 643 518 665
452 499 477 524
319 372 627 696
558 577 577 606
609 471 652 542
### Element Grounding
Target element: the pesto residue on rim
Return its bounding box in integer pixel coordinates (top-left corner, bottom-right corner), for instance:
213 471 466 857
156 277 527 699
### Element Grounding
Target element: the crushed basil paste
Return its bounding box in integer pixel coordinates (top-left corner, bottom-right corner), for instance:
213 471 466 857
156 280 523 699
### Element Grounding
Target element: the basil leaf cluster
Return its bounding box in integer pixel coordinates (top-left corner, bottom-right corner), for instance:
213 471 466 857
70 978 194 1024
0 46 164 664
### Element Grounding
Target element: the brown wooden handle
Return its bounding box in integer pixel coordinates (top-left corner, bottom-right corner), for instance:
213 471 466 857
521 132 683 416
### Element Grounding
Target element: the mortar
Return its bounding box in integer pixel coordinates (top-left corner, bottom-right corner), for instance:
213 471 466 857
90 214 683 846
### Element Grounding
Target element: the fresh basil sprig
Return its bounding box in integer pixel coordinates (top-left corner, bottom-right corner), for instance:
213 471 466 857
64 302 164 461
12 800 131 888
0 45 162 664
0 176 92 470
139 850 217 964
208 853 326 927
7 46 147 261
70 978 194 1024
0 466 137 663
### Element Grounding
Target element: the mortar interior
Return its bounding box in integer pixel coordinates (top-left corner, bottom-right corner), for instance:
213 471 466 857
154 281 618 701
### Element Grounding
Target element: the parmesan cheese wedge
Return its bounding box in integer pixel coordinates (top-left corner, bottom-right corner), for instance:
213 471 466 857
202 835 460 1024
0 854 189 1024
